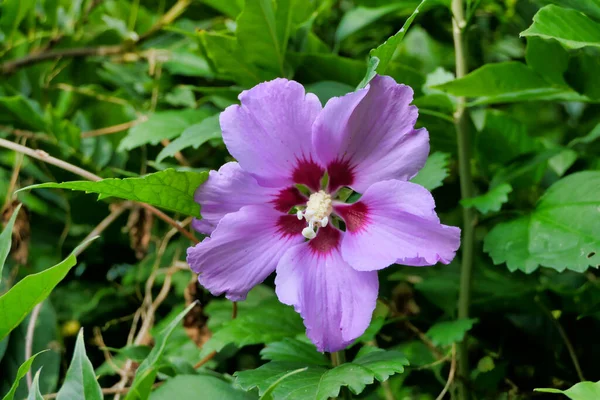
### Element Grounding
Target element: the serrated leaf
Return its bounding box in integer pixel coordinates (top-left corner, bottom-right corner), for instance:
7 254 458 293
27 369 44 400
484 171 600 273
55 329 102 400
150 375 254 400
521 5 600 50
370 0 428 76
204 297 304 353
352 348 409 382
433 62 586 105
156 115 221 162
0 205 21 284
118 109 215 151
0 238 96 341
124 302 197 400
410 152 450 190
427 318 478 346
1 351 47 400
535 381 600 399
260 338 329 366
461 184 512 214
21 169 208 218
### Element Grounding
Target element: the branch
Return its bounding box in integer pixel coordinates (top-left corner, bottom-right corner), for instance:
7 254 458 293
25 303 43 388
435 344 457 400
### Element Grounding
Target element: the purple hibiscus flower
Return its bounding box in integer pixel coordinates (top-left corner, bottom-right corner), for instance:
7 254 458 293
187 75 461 352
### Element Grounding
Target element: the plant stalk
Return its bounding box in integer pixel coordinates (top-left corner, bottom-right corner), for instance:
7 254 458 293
451 0 475 399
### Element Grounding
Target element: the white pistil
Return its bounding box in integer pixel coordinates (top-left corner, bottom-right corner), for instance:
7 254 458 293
297 190 333 240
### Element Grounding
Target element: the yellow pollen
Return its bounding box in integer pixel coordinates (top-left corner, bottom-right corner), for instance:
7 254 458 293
298 191 333 240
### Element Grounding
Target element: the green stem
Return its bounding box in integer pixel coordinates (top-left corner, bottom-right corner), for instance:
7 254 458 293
451 0 475 399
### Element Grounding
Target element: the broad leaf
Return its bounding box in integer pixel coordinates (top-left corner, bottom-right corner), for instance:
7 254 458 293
433 62 586 105
55 329 103 400
461 184 512 214
156 115 222 162
0 239 95 341
124 302 197 400
411 152 450 191
150 375 254 400
521 5 600 50
27 370 44 400
525 37 569 85
21 169 208 218
535 381 600 399
484 171 600 273
260 338 329 366
538 0 600 20
352 348 410 382
0 205 20 283
118 109 215 151
426 318 478 346
1 351 46 400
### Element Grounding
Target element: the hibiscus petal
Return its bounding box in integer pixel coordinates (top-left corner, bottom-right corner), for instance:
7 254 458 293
313 74 429 193
187 205 305 301
220 79 324 189
192 162 306 235
275 226 379 352
336 180 461 271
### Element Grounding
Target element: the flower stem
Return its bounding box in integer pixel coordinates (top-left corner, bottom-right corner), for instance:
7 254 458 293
331 350 346 367
451 0 475 399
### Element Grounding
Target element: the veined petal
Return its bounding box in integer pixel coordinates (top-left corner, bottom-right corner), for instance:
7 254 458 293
336 180 461 271
192 162 306 235
275 226 379 352
187 205 305 301
313 75 429 193
220 79 324 189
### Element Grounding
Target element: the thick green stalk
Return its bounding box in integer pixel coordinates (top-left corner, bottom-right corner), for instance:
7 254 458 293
451 0 475 399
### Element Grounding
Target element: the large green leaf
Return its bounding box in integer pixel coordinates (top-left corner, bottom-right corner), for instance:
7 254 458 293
461 184 512 214
55 329 103 400
521 5 600 50
1 351 46 400
525 37 569 85
236 349 408 400
26 370 44 400
0 205 20 284
0 239 95 341
204 297 304 353
538 0 600 20
426 318 478 347
484 171 600 273
260 339 329 367
535 381 600 399
156 115 222 162
21 169 208 218
118 109 215 151
433 62 586 105
124 302 197 400
150 375 255 400
410 152 450 191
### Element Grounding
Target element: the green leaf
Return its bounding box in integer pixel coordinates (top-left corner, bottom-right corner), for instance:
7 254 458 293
305 81 354 104
0 95 47 132
21 169 208 218
118 109 215 151
521 5 600 50
163 48 214 78
535 381 600 399
538 0 600 20
335 4 404 43
27 369 44 400
260 338 330 366
410 152 450 190
150 375 255 400
525 37 569 85
370 0 428 75
0 0 37 41
484 171 600 273
236 349 408 399
55 329 103 400
0 239 96 341
461 184 512 214
204 297 305 353
356 57 380 90
156 115 222 162
1 351 46 400
426 318 478 347
0 204 21 284
124 302 197 400
433 62 586 105
236 0 292 75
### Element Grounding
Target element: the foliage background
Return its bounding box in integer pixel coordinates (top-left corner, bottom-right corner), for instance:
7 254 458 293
0 0 599 399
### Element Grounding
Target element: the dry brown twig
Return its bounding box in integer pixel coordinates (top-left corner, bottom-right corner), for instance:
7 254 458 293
435 344 457 400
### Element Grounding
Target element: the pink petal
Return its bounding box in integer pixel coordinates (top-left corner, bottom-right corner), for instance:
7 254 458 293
192 162 306 235
187 205 305 301
220 79 324 189
275 226 379 352
336 180 461 271
313 75 429 193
